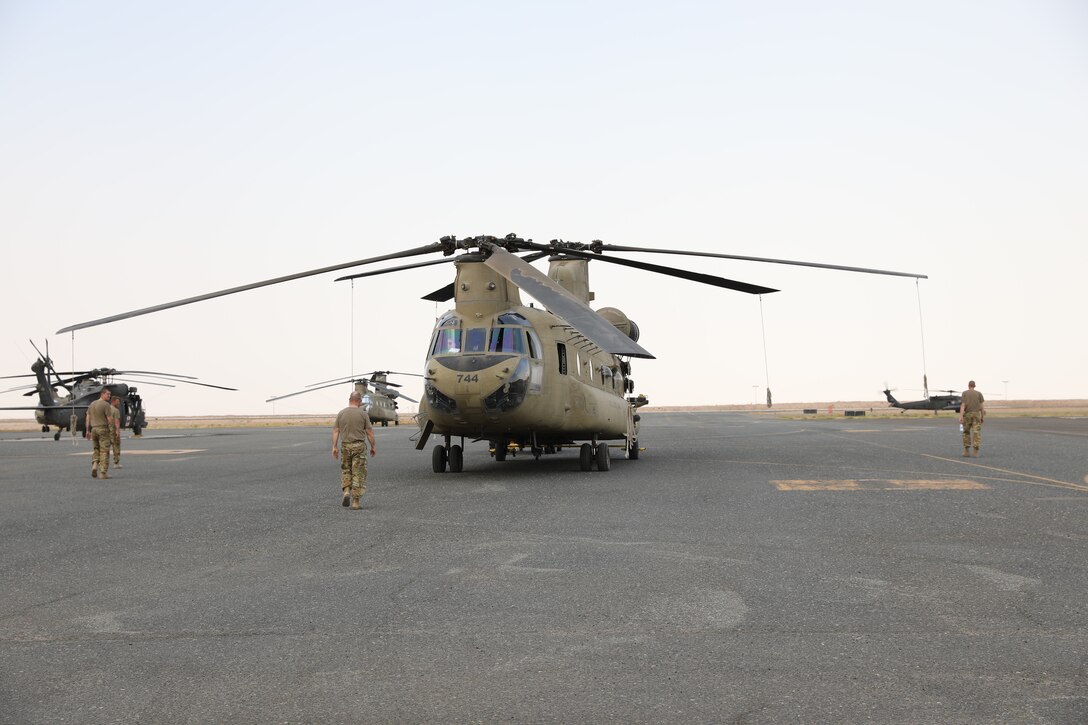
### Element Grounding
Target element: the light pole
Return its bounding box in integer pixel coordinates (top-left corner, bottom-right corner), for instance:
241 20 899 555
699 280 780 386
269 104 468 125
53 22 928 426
1003 380 1009 400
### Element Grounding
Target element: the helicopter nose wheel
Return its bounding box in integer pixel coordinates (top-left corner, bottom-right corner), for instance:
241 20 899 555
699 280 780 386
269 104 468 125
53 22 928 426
53 431 61 441
432 442 465 473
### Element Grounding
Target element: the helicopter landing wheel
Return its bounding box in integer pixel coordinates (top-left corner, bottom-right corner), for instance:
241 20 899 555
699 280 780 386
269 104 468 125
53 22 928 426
431 444 447 473
627 439 639 460
54 431 61 441
448 444 464 473
493 444 507 462
531 447 543 460
42 425 50 433
579 443 593 471
595 443 611 471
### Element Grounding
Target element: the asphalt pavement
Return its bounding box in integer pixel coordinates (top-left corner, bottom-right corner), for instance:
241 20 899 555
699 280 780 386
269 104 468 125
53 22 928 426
1 413 1086 723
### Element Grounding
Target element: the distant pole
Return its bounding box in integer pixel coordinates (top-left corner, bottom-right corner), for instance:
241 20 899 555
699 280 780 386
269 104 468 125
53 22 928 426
1003 380 1009 400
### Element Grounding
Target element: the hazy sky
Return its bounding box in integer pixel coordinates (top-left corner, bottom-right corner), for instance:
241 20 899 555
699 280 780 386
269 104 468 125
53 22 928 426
2 1 1085 418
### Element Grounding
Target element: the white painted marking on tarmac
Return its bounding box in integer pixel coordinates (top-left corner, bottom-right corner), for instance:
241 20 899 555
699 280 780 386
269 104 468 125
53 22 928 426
964 564 1039 592
500 553 564 574
774 479 988 491
70 449 205 456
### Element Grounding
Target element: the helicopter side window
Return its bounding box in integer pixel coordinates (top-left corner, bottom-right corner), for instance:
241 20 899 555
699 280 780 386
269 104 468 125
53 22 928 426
496 312 528 325
526 329 541 359
557 343 568 375
465 328 487 353
487 327 525 354
431 328 462 355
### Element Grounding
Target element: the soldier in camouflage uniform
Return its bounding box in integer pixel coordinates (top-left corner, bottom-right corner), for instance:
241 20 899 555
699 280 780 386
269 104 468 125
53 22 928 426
958 380 985 457
84 388 113 479
332 391 377 510
109 396 123 468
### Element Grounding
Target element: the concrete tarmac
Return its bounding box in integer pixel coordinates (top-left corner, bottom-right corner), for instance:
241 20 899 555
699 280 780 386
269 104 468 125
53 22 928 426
2 413 1086 723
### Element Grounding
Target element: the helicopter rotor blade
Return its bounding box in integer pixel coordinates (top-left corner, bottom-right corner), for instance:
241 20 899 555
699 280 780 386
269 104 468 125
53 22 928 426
306 370 424 387
57 242 449 334
114 372 237 390
267 378 356 403
29 339 68 388
0 383 42 394
545 248 778 295
334 256 457 283
114 369 199 379
479 242 654 359
591 242 928 280
111 378 176 388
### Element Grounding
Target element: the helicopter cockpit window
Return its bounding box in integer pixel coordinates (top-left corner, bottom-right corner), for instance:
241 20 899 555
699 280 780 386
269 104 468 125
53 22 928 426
430 328 462 355
465 327 487 353
487 327 526 354
496 312 529 325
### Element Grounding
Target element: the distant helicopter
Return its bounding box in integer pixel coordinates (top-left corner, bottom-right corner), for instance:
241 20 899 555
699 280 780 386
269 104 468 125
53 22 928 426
0 341 237 439
882 387 961 414
59 235 926 471
267 371 421 426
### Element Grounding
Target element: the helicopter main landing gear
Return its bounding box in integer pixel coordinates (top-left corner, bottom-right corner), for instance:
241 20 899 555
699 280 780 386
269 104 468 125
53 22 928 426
579 442 611 472
432 435 465 473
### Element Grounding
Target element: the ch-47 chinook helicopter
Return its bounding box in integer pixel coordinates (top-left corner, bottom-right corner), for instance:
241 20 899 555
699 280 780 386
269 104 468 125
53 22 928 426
267 371 421 426
58 234 926 471
0 341 238 439
882 387 961 414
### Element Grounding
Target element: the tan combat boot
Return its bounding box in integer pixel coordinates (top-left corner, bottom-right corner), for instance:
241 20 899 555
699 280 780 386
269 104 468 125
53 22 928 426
350 496 361 510
342 487 351 507
962 448 970 457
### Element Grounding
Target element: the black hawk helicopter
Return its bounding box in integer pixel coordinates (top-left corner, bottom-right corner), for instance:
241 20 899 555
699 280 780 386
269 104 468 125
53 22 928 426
882 387 961 414
267 370 421 426
59 235 926 471
0 341 237 439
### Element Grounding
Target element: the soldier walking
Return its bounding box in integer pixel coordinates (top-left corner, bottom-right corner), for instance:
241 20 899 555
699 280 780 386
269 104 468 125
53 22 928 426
85 388 113 478
109 395 123 469
332 391 377 510
959 380 985 457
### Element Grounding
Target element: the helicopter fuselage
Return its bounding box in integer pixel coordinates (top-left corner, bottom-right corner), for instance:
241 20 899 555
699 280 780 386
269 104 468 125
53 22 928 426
418 256 639 453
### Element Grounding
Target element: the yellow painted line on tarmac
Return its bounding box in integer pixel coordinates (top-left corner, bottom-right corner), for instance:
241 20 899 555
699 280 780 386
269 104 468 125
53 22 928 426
774 479 989 491
71 449 205 456
919 453 1088 493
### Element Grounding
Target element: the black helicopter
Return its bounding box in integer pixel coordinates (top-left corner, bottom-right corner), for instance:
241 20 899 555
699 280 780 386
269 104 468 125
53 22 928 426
266 370 421 426
0 342 237 439
882 387 961 414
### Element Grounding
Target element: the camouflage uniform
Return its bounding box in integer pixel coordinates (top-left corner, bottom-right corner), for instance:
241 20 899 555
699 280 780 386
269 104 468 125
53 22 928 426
961 388 984 453
335 405 373 508
86 397 113 477
110 404 122 465
340 441 369 496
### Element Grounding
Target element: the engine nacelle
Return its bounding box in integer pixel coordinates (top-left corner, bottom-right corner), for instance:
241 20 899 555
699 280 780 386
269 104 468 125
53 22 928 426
596 307 640 342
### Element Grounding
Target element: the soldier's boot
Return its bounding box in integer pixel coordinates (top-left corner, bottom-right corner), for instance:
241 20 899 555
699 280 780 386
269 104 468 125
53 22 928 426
115 459 122 468
350 496 361 510
100 470 111 479
962 447 970 457
341 487 351 507
972 447 979 457
91 461 98 478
